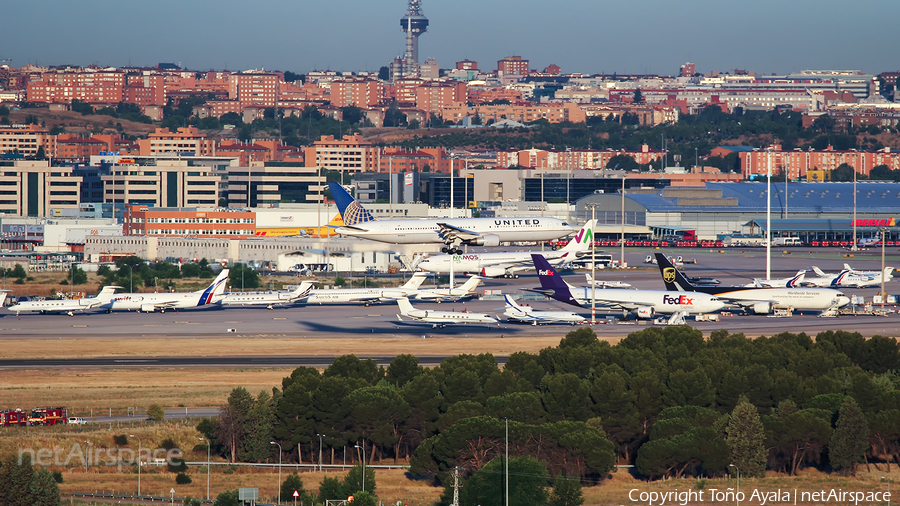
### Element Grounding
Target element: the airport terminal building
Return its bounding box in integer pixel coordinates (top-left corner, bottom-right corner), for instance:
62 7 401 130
577 181 900 243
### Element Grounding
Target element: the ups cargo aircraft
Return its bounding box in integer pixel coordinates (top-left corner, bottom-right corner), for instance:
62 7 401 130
329 183 574 254
655 253 850 314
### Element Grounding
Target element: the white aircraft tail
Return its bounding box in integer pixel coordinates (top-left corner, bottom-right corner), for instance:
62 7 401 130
503 294 525 312
293 281 315 298
197 269 230 305
396 296 414 316
559 220 595 253
585 273 594 284
458 275 482 293
0 290 9 307
843 263 854 272
402 272 429 289
95 285 122 302
811 266 827 277
885 267 894 282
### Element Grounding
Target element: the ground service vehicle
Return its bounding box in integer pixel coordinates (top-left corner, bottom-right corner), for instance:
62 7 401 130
28 407 68 426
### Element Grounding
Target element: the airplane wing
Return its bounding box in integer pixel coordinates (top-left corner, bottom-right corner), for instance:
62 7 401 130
711 295 779 308
346 295 385 303
436 222 482 242
336 225 370 232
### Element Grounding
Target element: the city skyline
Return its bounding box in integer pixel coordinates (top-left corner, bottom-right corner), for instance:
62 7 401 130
4 0 900 76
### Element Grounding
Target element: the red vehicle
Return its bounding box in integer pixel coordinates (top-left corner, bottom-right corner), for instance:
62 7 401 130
28 407 68 426
1 409 28 427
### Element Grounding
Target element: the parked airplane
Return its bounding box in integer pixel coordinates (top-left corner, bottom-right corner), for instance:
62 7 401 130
531 255 725 318
302 272 430 306
502 294 585 325
805 266 893 288
221 281 315 309
106 270 229 312
5 286 120 316
407 275 483 302
417 220 596 278
329 183 574 253
584 273 632 288
395 297 498 328
644 254 684 267
743 270 806 288
687 276 722 286
654 253 849 314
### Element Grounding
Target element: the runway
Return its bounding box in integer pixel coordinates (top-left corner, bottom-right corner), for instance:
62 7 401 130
0 247 898 355
0 355 461 368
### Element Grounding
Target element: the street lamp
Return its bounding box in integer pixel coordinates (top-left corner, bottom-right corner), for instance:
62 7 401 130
199 437 210 501
729 464 739 505
880 227 887 313
130 434 141 496
882 476 891 506
354 444 366 492
129 265 137 293
82 440 92 473
270 441 282 505
317 433 324 472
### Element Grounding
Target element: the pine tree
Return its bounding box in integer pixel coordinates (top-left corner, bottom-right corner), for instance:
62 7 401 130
548 473 584 506
725 396 767 478
6 453 35 506
30 469 61 506
829 396 869 475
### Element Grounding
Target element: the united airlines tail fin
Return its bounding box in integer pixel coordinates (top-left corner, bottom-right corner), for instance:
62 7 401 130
458 275 482 293
531 254 579 306
197 269 230 305
402 272 429 289
95 285 122 302
329 182 375 226
396 296 415 316
655 253 695 291
559 219 595 253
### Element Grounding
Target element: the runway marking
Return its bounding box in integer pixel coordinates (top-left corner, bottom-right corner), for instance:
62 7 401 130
143 324 161 327
350 316 366 319
72 325 88 328
272 317 287 320
367 314 383 317
174 321 200 325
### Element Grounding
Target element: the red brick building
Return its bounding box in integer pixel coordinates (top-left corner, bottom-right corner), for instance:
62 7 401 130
497 56 529 76
123 205 256 239
330 78 384 108
414 81 466 115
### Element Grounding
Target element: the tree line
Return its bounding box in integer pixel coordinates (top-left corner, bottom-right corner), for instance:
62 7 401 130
202 326 899 487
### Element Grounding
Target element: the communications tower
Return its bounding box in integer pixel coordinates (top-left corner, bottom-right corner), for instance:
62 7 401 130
400 0 428 76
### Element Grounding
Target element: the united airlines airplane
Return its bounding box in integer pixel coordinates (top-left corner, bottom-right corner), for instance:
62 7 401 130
329 183 574 253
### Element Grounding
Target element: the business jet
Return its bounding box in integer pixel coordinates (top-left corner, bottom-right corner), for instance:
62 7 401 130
4 286 120 316
407 275 483 302
806 266 893 288
531 255 725 319
417 220 596 278
655 253 849 314
395 297 498 328
221 281 315 309
106 270 229 312
644 254 684 267
584 273 632 288
302 272 429 306
329 183 574 253
502 294 585 325
743 270 806 288
840 264 894 287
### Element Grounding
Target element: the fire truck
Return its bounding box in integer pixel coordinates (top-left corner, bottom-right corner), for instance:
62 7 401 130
28 407 68 426
1 409 29 427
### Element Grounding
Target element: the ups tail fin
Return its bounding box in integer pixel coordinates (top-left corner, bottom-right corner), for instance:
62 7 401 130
328 183 375 225
559 219 595 252
654 253 694 291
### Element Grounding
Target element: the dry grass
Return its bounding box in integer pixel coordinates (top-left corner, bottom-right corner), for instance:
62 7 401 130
0 368 292 411
0 335 573 360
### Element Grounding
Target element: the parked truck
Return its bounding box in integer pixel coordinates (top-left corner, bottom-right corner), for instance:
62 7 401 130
28 407 68 426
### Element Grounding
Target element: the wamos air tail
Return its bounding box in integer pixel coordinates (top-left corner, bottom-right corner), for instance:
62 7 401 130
221 281 315 309
106 270 229 312
329 182 574 253
417 220 596 278
531 254 725 319
6 286 121 316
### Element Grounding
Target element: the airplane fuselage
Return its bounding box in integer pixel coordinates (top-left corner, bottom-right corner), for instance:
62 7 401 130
337 217 572 244
565 287 725 314
418 251 567 274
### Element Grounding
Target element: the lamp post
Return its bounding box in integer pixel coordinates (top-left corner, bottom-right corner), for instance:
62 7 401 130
199 437 210 501
880 227 887 312
729 464 739 505
129 434 141 496
882 476 891 506
317 433 324 472
590 204 597 325
353 444 366 492
129 265 136 293
82 440 92 473
270 441 282 505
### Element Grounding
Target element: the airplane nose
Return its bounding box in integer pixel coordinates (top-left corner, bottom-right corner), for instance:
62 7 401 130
836 296 851 307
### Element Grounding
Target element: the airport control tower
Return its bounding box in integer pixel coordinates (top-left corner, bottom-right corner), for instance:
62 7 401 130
400 0 428 74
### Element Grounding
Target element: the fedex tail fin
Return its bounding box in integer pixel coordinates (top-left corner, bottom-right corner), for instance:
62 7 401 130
328 183 375 226
95 285 122 302
654 253 695 291
458 275 482 293
402 272 429 289
396 297 415 316
531 254 579 306
559 219 596 253
197 269 230 306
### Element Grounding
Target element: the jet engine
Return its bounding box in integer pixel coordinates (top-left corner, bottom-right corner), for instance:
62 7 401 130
480 266 509 278
634 306 655 319
751 302 772 314
468 234 500 247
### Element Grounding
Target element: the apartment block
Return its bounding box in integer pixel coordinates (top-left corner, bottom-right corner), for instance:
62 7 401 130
101 159 220 207
55 135 107 161
497 56 530 76
137 127 217 157
123 205 255 238
496 145 664 169
739 147 900 179
302 134 379 174
224 162 324 207
439 102 587 124
415 81 466 115
229 73 279 108
330 78 384 108
0 125 56 157
0 161 80 216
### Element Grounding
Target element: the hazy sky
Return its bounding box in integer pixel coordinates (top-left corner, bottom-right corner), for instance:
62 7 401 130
5 0 899 76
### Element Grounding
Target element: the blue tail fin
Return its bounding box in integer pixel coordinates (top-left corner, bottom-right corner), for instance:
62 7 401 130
328 182 375 226
531 254 579 306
